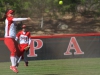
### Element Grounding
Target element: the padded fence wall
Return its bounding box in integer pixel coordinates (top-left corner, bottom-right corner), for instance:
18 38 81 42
0 33 100 62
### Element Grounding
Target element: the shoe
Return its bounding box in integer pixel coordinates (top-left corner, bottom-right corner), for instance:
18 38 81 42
16 63 19 67
10 66 18 73
25 62 28 66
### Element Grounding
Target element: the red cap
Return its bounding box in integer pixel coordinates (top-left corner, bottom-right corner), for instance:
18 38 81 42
22 25 26 28
6 10 15 16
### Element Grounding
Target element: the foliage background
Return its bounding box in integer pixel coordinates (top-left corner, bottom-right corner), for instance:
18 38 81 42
0 0 100 37
1 0 100 18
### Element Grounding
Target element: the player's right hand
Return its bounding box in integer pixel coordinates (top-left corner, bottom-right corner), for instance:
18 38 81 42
27 17 31 20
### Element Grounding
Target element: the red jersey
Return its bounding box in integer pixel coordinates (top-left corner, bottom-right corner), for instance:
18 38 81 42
16 31 31 45
5 17 28 39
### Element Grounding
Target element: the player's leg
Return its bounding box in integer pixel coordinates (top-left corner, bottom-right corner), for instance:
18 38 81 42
18 50 29 66
23 45 29 66
16 44 24 67
23 52 28 66
20 44 29 66
17 51 29 66
4 38 18 73
16 56 22 67
15 42 22 67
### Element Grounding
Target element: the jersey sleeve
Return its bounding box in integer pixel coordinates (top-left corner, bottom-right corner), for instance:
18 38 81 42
16 31 21 37
28 32 31 45
12 18 28 21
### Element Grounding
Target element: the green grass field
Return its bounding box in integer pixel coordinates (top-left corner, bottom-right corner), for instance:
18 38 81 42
0 58 100 75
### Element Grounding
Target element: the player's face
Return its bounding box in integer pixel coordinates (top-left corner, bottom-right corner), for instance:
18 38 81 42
8 13 14 17
11 13 15 17
22 28 26 32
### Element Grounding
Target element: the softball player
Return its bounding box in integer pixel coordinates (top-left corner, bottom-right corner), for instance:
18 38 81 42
4 9 31 73
15 25 31 67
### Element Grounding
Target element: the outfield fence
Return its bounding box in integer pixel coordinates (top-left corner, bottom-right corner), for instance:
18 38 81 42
0 33 100 62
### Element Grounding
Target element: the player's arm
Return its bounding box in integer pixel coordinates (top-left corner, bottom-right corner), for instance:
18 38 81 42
24 32 31 51
28 38 31 46
15 32 20 41
28 32 31 46
12 17 31 21
15 37 18 41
